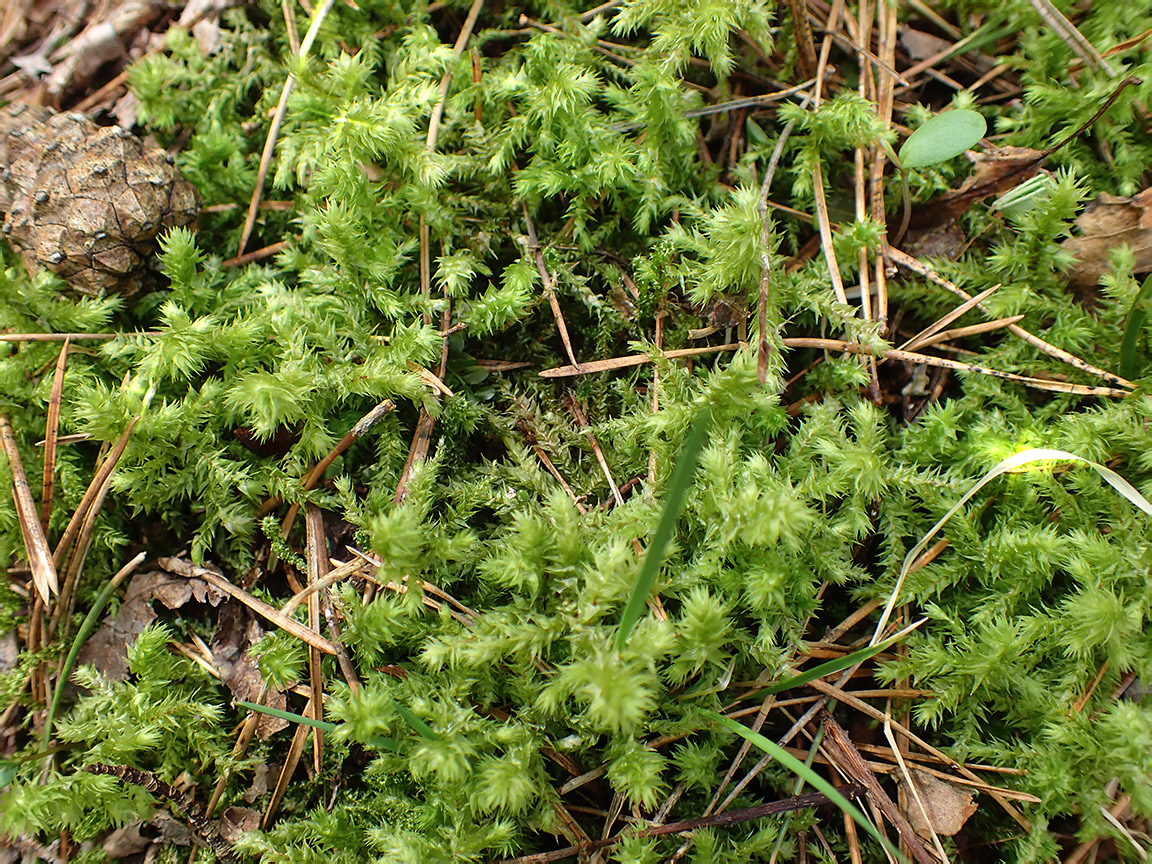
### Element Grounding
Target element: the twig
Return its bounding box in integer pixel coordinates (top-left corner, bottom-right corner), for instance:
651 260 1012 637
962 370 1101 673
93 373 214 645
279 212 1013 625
221 239 291 268
85 764 236 863
496 786 866 864
819 709 935 864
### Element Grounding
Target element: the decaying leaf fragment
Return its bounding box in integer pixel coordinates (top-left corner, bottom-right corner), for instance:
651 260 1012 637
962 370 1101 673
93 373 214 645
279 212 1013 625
1062 187 1152 289
901 768 979 838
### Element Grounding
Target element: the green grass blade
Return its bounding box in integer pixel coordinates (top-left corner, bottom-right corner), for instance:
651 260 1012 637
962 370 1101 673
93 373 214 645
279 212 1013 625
1119 273 1152 380
702 709 906 863
760 618 926 695
236 699 338 732
42 553 145 755
236 700 398 751
393 701 438 740
616 405 712 651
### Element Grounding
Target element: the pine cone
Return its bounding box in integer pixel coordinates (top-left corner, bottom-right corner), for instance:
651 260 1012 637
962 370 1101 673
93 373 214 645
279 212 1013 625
0 102 200 296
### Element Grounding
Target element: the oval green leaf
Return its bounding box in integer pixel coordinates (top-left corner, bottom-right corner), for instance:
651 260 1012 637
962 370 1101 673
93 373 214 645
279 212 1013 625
898 108 987 169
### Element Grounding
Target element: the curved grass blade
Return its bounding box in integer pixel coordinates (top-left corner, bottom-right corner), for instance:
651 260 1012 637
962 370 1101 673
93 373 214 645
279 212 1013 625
42 553 146 755
616 405 712 651
702 709 906 863
873 448 1152 644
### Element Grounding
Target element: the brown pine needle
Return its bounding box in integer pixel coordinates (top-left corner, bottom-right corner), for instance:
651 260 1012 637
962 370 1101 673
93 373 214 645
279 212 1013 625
237 0 337 257
40 339 69 529
0 414 58 604
911 315 1026 350
304 505 327 773
523 204 581 369
540 339 1129 397
160 557 338 655
278 399 394 548
263 700 312 828
900 284 1003 351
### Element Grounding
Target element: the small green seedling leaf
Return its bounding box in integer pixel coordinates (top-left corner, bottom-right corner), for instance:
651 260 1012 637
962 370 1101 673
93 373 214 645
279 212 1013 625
898 109 987 170
702 710 907 863
1119 273 1152 380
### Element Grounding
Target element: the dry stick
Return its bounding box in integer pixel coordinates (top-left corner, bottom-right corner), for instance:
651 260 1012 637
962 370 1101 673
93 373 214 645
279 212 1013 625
304 505 328 774
237 0 336 256
887 247 1134 389
819 709 936 864
159 557 338 655
523 204 581 369
0 414 58 604
497 788 865 864
40 339 69 530
807 677 1031 832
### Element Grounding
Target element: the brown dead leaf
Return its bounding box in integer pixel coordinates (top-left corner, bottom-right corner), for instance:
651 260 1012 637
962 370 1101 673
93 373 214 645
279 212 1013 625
902 769 979 838
1062 187 1152 289
899 27 952 61
218 807 261 843
243 763 271 804
77 568 224 680
102 812 193 859
212 600 288 739
102 821 151 858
